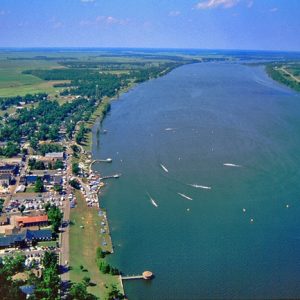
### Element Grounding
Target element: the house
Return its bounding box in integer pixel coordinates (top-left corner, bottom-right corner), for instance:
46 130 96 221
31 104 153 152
45 152 64 161
0 174 12 186
0 157 22 165
0 164 18 175
0 229 52 249
16 215 48 228
26 175 38 184
19 176 27 184
43 174 52 183
0 214 9 225
53 175 62 185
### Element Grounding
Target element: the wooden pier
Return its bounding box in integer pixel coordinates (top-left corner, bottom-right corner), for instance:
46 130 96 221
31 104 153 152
122 275 144 280
121 271 153 281
100 174 121 180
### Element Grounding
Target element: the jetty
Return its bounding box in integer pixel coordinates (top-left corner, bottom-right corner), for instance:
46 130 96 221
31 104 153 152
122 271 154 281
100 174 121 180
90 158 112 171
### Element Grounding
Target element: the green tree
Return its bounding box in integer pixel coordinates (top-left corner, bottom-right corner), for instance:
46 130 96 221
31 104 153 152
96 247 105 259
53 160 64 169
18 204 25 215
47 205 63 232
30 137 39 150
82 276 91 286
2 142 20 157
53 184 63 193
69 282 98 300
72 162 80 175
34 251 60 300
107 284 124 300
34 177 44 193
69 179 80 190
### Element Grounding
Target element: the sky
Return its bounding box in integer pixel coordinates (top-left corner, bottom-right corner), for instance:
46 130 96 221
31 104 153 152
0 0 299 51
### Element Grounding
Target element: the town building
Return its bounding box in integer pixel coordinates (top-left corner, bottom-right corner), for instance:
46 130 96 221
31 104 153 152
0 164 18 175
45 152 64 161
15 215 48 228
0 174 12 186
0 229 52 249
0 214 9 225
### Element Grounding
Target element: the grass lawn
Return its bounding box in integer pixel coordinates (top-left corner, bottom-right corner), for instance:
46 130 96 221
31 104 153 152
69 190 122 299
25 186 36 193
38 240 57 247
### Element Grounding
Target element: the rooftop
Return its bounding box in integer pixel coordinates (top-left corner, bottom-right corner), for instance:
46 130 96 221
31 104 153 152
45 152 64 158
0 229 52 247
16 215 48 224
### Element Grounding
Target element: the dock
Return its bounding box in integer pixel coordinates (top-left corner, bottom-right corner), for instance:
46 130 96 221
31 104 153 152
89 158 112 172
122 275 144 280
121 271 154 281
100 174 121 180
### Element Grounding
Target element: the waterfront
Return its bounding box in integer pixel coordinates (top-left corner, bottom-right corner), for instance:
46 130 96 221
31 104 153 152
92 62 300 299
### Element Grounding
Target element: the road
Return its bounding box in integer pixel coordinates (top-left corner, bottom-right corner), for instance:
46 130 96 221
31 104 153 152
280 67 300 83
60 146 72 283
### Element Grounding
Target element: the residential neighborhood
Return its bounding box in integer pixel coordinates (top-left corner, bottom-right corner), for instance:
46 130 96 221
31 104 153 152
0 139 112 298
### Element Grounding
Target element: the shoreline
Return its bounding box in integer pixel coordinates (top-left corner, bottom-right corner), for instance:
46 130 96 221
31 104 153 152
78 62 193 298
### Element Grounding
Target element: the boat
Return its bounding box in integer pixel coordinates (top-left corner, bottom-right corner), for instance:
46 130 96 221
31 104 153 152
147 192 158 207
189 184 211 190
223 163 241 167
160 164 169 173
151 198 158 207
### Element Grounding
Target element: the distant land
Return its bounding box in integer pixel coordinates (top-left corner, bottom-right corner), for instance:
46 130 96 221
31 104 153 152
0 48 300 300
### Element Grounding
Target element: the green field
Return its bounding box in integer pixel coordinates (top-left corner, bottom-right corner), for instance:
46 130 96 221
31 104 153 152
0 58 66 97
69 191 122 299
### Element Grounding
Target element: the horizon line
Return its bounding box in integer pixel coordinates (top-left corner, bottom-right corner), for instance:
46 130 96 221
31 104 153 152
0 46 299 53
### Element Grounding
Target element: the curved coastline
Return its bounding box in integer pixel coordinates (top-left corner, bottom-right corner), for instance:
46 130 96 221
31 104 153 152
89 62 193 297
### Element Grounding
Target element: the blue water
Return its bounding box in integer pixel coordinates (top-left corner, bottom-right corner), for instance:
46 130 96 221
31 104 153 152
92 63 300 299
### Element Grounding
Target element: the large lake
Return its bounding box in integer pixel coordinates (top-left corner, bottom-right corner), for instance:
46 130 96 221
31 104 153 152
92 63 300 299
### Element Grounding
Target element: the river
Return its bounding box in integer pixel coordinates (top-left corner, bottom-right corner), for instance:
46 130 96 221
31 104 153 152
92 62 300 299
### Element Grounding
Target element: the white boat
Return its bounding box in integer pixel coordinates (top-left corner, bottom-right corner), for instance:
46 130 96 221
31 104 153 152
189 184 211 190
160 164 169 173
178 192 193 201
151 198 158 207
223 163 241 167
147 192 158 207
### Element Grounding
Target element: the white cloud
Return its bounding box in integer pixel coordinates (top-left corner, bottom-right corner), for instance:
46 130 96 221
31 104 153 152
80 16 129 27
269 7 278 12
49 17 64 29
79 20 93 26
195 0 240 9
96 16 129 25
80 0 95 3
247 0 254 8
53 21 63 29
169 10 181 17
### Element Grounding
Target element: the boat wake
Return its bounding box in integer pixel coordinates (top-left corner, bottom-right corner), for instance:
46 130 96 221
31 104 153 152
177 192 193 201
223 163 241 167
165 128 175 131
160 164 169 173
189 184 211 190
